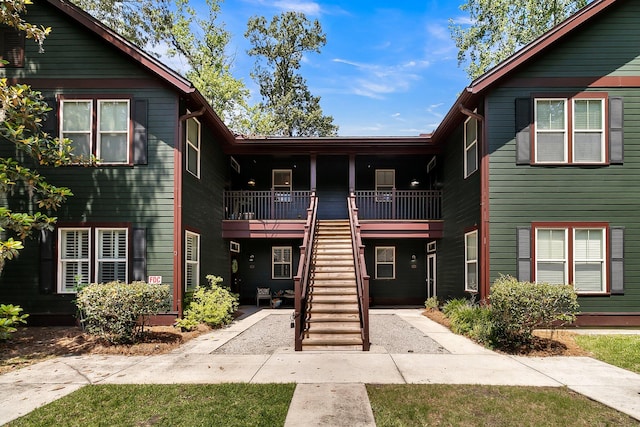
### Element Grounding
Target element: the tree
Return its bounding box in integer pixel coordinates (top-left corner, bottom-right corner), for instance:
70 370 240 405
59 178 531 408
0 0 85 272
450 0 589 80
71 0 250 132
245 12 338 137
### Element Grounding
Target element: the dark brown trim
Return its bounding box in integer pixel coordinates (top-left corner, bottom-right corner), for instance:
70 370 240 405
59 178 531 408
10 78 164 89
480 97 491 301
574 312 640 327
174 101 184 314
503 76 640 89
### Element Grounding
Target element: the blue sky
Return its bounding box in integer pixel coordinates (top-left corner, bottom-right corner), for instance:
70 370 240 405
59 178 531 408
196 0 472 136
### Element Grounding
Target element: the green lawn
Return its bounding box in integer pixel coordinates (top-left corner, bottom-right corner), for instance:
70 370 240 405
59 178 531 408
574 334 640 374
367 384 638 427
7 384 295 427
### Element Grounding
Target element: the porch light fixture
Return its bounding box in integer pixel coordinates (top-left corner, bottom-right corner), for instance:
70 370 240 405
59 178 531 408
410 178 420 186
247 178 256 187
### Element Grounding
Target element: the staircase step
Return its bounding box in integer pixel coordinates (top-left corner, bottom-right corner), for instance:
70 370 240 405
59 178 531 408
310 294 358 303
312 281 358 288
311 287 357 295
313 266 355 273
306 304 359 313
313 272 356 279
308 313 360 322
308 322 361 334
313 260 354 267
302 336 363 346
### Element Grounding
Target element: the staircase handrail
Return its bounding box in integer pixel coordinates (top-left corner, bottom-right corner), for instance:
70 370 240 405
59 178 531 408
348 193 370 351
294 191 318 351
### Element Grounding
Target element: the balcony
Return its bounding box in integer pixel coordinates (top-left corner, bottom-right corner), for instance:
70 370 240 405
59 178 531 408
354 190 441 220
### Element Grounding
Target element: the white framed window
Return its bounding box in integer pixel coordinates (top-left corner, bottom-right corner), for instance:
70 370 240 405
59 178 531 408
185 231 200 291
186 117 201 178
58 228 90 293
535 99 567 163
61 100 93 159
272 246 292 279
230 156 240 174
536 228 567 285
375 169 394 202
574 228 606 293
534 97 606 164
534 224 607 293
273 169 292 202
464 230 478 292
60 98 131 164
464 117 478 178
375 246 395 279
97 100 130 164
573 98 605 163
96 228 128 284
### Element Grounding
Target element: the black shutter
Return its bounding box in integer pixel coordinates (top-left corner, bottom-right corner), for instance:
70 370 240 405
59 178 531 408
39 229 55 294
515 98 532 165
41 96 58 136
516 227 531 282
610 226 624 294
0 28 25 67
133 99 148 165
609 97 624 164
132 227 147 281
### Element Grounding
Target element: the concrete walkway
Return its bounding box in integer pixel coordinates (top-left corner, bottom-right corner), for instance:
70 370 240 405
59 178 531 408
1 308 640 425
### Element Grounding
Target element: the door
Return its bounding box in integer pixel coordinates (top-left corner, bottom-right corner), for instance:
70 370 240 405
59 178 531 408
316 155 349 219
426 253 436 299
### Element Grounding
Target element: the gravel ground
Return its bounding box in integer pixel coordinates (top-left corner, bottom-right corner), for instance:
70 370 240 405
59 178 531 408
213 313 448 354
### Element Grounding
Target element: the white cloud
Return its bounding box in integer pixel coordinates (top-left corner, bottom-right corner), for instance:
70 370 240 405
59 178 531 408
273 1 321 15
450 16 474 26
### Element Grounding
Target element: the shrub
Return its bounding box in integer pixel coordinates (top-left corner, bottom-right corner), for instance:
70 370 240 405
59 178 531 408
442 298 470 316
443 298 495 346
424 296 439 311
176 275 239 331
75 281 171 344
0 304 28 340
490 275 579 346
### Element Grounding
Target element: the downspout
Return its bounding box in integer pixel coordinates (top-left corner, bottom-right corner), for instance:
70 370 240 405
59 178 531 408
459 103 490 302
174 106 206 316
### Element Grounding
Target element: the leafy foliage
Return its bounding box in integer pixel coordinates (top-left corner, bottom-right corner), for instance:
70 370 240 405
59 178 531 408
0 303 28 340
75 282 171 344
176 275 238 331
490 275 579 346
424 296 440 311
442 298 494 345
0 2 92 273
245 11 338 137
449 0 588 79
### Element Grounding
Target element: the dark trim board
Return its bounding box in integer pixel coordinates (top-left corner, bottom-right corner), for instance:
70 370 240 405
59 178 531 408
222 220 307 239
574 313 640 327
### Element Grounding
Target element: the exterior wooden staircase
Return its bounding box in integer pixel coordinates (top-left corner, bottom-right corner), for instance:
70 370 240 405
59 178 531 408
302 220 364 350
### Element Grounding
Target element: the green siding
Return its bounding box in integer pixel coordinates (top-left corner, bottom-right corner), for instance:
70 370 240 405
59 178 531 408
488 87 640 312
438 125 481 301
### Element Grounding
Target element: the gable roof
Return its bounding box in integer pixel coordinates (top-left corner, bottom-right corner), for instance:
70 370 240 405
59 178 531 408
44 0 236 144
432 0 620 143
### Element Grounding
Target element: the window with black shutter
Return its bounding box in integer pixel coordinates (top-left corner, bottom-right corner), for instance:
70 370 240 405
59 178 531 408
0 27 25 68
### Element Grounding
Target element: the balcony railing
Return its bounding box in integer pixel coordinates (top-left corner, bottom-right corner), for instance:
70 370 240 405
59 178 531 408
224 190 312 220
223 189 442 221
354 190 442 220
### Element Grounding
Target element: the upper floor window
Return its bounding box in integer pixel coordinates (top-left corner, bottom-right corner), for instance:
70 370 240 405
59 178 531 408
273 169 292 202
375 246 395 279
534 96 605 164
0 27 24 68
186 117 201 178
375 169 394 202
464 117 478 178
534 224 607 294
464 230 478 292
61 98 131 164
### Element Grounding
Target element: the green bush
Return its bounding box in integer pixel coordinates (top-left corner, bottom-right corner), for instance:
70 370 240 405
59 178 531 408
424 296 439 310
490 275 579 346
75 281 171 344
0 304 28 340
443 298 494 346
176 275 239 331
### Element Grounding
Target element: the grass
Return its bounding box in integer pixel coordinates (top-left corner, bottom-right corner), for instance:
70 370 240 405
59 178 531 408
367 384 638 427
574 334 640 374
7 384 295 427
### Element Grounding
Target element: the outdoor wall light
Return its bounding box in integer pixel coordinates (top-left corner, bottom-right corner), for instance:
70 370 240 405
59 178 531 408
249 254 255 263
247 178 256 187
410 178 420 186
410 254 417 269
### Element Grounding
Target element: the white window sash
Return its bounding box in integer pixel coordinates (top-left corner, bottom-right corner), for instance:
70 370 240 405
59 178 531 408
60 100 93 158
572 98 605 164
185 231 200 290
535 228 568 285
464 231 478 292
534 98 568 164
272 169 292 203
375 246 395 279
58 228 91 293
464 117 478 178
97 100 130 164
95 228 128 284
186 117 201 178
272 246 292 279
573 228 606 293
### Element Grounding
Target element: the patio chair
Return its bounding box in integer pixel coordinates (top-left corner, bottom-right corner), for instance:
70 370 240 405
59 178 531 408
256 287 271 307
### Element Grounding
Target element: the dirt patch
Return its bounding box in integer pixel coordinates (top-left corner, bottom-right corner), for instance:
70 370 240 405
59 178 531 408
423 309 590 357
0 324 211 375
